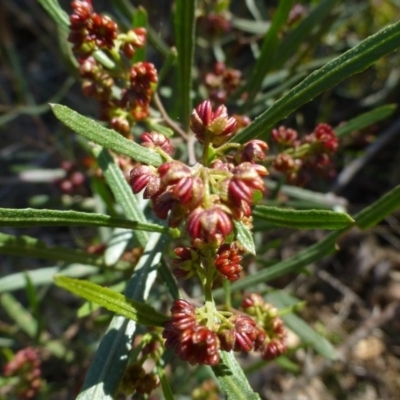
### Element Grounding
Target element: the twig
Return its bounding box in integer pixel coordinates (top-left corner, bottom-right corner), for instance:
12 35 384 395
153 93 188 140
153 93 198 165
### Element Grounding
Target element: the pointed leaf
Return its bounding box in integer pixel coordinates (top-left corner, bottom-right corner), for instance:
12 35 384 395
335 104 397 137
213 230 343 298
211 351 260 400
272 0 338 69
0 207 170 234
55 275 168 327
0 265 98 293
0 231 127 269
356 183 400 230
233 220 256 255
51 104 163 166
37 0 69 31
234 19 400 143
245 0 294 102
253 206 354 229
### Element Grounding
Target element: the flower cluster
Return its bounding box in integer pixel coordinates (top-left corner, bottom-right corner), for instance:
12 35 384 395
163 300 220 366
242 293 287 360
272 123 338 184
131 102 268 246
68 1 158 136
129 99 287 366
3 347 42 399
162 297 287 366
204 62 242 104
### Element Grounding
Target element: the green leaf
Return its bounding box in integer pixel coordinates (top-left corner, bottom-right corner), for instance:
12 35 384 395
0 231 127 269
51 104 163 167
245 0 294 102
0 293 38 338
174 0 196 129
233 220 256 255
266 291 336 359
272 0 338 68
93 146 150 247
211 351 260 400
234 19 400 144
77 231 166 399
0 207 170 233
37 0 69 31
356 183 400 230
55 275 168 327
335 104 397 137
213 230 342 298
253 206 354 230
0 265 98 293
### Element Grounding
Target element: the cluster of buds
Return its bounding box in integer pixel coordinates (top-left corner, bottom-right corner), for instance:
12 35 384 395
204 62 242 104
55 160 86 195
173 241 243 282
271 123 338 184
163 297 287 366
68 1 158 136
2 347 42 399
130 101 268 246
119 333 162 396
241 293 287 360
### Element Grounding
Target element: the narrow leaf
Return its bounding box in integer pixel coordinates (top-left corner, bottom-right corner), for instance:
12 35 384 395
356 183 400 230
0 293 37 338
78 231 166 399
267 291 336 359
212 351 260 400
245 0 294 101
234 19 400 143
335 104 397 137
51 104 163 167
234 220 256 255
37 0 69 31
0 232 127 269
213 230 342 298
174 0 196 129
55 275 168 327
253 206 354 230
0 265 98 293
0 207 170 234
104 228 133 266
272 0 338 69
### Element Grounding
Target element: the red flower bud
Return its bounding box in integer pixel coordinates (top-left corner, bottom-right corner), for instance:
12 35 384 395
214 242 243 281
130 165 161 199
272 126 298 146
141 132 174 155
187 206 233 243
